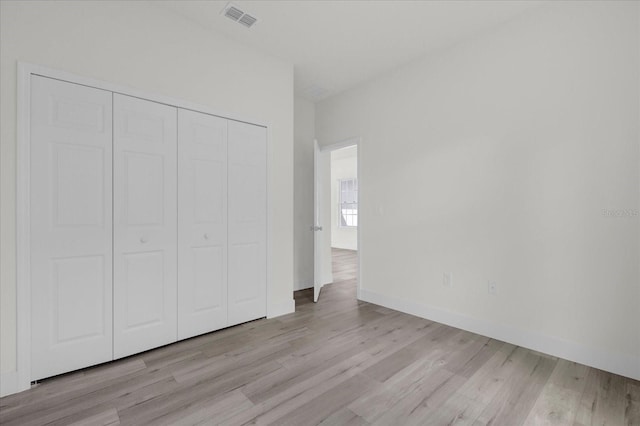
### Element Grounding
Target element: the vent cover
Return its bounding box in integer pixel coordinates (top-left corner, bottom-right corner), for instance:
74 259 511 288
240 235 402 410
222 3 258 28
224 6 244 21
238 13 257 28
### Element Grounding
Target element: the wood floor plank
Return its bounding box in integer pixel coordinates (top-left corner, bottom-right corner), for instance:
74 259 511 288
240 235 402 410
117 362 282 425
420 344 529 425
574 368 628 426
277 312 429 373
230 326 438 424
371 369 467 425
240 314 435 409
473 350 557 425
67 408 120 426
47 377 179 426
6 374 180 426
318 408 369 426
0 358 147 416
625 380 640 426
149 389 253 426
443 336 502 378
223 351 376 425
1 248 636 426
270 374 379 426
172 340 293 385
523 359 589 425
0 358 182 426
349 349 454 422
360 324 456 383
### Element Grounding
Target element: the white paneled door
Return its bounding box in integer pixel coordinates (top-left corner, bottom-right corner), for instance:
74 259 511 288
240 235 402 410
113 94 178 359
227 121 267 326
177 109 228 340
27 70 269 382
30 76 114 380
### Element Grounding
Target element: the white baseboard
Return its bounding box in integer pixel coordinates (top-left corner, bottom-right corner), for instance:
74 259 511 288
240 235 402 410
267 298 296 319
1 371 19 398
359 288 640 381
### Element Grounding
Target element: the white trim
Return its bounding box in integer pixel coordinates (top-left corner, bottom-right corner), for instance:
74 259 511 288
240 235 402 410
356 141 362 299
267 298 295 319
0 371 21 398
16 62 33 395
265 123 272 325
15 62 273 396
359 288 640 381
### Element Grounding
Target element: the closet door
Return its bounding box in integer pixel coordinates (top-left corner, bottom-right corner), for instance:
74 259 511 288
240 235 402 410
177 109 228 340
113 94 177 359
227 121 267 326
30 76 113 380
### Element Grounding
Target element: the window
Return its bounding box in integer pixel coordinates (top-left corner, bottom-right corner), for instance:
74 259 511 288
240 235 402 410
339 178 358 227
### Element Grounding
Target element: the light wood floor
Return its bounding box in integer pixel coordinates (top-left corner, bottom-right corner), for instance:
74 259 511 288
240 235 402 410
1 248 638 425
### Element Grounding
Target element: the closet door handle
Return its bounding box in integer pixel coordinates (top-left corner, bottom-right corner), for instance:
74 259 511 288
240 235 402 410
203 233 209 240
140 236 148 244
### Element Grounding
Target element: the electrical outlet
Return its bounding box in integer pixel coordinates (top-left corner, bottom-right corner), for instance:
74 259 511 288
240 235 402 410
488 281 497 295
443 272 453 288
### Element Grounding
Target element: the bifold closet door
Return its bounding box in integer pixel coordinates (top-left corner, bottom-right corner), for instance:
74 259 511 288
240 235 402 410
177 109 228 340
113 94 178 359
30 76 113 380
227 121 267 326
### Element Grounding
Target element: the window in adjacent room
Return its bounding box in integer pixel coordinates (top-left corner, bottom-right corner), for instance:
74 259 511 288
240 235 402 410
338 178 358 227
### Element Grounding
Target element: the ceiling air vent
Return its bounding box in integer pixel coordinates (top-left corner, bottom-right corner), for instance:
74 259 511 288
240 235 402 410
238 13 257 28
224 6 244 22
222 3 258 28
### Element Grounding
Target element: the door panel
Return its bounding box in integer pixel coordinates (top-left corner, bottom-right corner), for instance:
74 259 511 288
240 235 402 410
30 75 113 380
54 144 105 226
229 243 259 303
228 121 267 326
177 109 228 340
123 251 165 329
313 141 333 302
113 94 177 359
193 159 224 224
192 246 224 311
123 152 165 225
52 256 106 343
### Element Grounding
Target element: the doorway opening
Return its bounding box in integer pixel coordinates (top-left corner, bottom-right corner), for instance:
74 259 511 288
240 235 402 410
313 140 360 303
329 146 358 297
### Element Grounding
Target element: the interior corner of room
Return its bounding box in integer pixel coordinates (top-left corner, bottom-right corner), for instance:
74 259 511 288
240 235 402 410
296 0 640 384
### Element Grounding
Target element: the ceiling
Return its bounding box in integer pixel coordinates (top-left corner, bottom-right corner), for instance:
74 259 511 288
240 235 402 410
161 1 543 102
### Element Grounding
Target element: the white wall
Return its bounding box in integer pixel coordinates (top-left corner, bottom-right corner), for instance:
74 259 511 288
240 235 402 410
331 147 358 250
316 1 640 379
0 0 294 381
294 97 315 290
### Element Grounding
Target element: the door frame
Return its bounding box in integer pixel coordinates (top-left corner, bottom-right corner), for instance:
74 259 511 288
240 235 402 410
14 62 271 395
314 137 362 301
